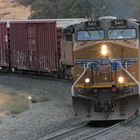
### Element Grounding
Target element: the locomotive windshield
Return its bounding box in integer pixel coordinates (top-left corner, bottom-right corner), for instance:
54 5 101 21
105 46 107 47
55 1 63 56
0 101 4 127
108 28 136 39
77 30 104 41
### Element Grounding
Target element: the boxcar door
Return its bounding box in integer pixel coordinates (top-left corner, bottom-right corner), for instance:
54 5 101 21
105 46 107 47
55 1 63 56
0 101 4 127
27 24 37 70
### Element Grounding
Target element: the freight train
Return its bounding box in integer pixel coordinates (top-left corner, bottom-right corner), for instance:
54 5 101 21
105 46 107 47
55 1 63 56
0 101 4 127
0 19 78 78
69 16 140 120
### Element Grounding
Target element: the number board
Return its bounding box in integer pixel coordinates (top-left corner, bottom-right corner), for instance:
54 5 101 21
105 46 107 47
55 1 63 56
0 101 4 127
63 28 75 34
111 20 127 26
85 21 100 27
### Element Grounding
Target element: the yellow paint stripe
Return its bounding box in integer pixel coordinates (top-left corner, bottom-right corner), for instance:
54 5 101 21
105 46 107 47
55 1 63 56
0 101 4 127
75 83 137 88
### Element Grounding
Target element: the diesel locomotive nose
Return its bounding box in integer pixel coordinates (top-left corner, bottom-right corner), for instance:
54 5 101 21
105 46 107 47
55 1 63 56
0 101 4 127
72 18 140 121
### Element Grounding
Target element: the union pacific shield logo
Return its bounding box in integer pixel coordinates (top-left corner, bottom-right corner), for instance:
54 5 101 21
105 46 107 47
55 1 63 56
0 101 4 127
75 58 137 72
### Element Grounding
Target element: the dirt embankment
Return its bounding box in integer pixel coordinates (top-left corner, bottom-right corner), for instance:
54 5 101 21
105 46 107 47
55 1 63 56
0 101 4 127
0 0 30 20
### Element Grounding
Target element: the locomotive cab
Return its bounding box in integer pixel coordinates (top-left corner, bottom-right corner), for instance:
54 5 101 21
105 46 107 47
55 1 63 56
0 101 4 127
72 17 140 121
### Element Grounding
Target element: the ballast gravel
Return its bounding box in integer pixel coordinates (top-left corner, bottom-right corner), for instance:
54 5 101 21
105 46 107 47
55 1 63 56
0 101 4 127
0 74 82 140
0 74 140 140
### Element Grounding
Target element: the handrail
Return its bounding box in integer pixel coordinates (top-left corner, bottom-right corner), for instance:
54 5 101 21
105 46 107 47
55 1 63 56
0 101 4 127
71 63 91 96
118 62 140 95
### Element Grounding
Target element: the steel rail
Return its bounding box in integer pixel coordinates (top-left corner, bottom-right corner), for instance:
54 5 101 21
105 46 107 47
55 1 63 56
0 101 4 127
39 122 88 140
79 122 120 140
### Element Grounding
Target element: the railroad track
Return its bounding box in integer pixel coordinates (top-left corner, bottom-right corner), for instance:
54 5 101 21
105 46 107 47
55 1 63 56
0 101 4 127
79 122 120 140
39 122 90 140
39 121 120 140
80 115 140 140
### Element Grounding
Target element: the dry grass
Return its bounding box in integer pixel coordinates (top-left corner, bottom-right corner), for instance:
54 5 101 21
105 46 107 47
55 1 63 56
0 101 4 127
0 85 48 117
0 90 30 116
0 83 48 117
2 94 30 114
0 0 31 20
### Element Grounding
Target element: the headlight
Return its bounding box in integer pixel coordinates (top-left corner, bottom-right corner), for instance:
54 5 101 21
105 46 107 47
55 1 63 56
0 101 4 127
101 44 108 56
85 78 90 84
118 76 124 83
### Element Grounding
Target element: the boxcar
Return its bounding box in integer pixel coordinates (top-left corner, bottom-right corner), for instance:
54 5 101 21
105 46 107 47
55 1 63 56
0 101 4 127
9 21 59 74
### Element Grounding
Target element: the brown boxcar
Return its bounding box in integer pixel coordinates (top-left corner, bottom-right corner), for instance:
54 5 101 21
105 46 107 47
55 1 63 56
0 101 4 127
0 21 9 70
9 21 58 73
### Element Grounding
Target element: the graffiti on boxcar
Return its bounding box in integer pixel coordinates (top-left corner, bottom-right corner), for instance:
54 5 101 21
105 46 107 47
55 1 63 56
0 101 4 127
13 50 27 69
39 55 50 71
38 53 57 71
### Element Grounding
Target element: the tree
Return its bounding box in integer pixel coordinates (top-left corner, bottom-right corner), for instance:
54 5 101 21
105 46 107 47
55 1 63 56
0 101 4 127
29 0 140 19
132 0 140 20
30 0 61 18
108 0 134 18
30 0 109 19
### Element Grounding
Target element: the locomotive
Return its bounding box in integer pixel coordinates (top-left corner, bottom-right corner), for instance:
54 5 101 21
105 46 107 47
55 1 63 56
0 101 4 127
69 16 140 120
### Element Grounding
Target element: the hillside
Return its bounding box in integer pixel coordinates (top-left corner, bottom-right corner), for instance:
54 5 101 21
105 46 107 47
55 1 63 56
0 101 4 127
0 0 31 20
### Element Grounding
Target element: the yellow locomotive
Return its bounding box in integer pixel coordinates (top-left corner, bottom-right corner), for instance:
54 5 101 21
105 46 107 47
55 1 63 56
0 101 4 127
70 17 140 120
